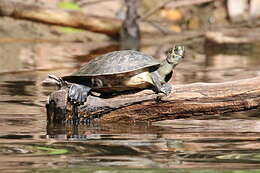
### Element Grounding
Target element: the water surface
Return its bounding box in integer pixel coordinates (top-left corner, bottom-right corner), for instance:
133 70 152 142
0 42 260 172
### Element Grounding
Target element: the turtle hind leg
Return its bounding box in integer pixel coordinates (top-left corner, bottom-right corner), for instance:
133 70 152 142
151 71 172 96
69 84 91 104
69 84 91 123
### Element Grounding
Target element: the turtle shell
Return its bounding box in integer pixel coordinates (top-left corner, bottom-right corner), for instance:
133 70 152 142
62 50 162 92
66 50 160 77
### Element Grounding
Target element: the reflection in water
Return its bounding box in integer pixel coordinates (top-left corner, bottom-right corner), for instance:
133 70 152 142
206 54 250 69
0 81 35 96
0 42 260 172
44 119 260 169
198 52 260 83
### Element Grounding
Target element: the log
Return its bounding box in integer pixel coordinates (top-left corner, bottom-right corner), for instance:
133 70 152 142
205 29 260 55
206 29 260 44
46 76 260 123
0 0 121 37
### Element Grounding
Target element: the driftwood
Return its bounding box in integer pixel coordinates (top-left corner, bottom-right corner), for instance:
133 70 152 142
206 29 260 44
205 29 260 54
46 76 260 123
0 0 121 37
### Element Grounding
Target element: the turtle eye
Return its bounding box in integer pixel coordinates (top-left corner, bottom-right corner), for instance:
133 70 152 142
174 46 184 56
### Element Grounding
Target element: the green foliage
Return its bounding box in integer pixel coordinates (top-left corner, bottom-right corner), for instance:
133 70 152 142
59 27 83 33
57 1 83 33
35 146 68 155
57 1 80 10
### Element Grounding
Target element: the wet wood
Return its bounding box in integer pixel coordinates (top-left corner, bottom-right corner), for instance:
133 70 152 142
47 76 260 123
0 0 121 37
206 29 260 44
46 88 68 123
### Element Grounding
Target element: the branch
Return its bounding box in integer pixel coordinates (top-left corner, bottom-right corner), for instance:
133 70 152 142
46 76 260 123
0 0 121 37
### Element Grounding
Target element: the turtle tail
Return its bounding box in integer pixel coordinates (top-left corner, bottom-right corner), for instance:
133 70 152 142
48 74 67 88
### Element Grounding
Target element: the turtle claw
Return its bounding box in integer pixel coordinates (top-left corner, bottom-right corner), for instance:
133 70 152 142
160 83 172 96
68 84 91 123
69 84 91 105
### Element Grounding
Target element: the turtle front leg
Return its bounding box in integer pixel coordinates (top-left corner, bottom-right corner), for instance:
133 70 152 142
68 84 91 123
151 71 172 96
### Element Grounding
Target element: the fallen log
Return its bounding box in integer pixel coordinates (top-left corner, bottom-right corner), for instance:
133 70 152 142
0 0 121 37
46 76 260 123
205 29 260 54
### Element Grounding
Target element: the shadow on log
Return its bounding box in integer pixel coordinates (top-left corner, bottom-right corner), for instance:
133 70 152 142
46 76 260 123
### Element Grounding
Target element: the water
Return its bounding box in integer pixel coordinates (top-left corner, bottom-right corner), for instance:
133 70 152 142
1 42 260 172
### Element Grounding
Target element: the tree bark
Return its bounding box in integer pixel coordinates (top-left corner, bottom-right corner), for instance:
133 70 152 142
46 76 260 123
0 0 121 37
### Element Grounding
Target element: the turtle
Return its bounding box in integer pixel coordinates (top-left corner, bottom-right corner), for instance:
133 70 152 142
49 45 184 121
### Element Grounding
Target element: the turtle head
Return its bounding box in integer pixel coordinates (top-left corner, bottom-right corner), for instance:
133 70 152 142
166 45 185 65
